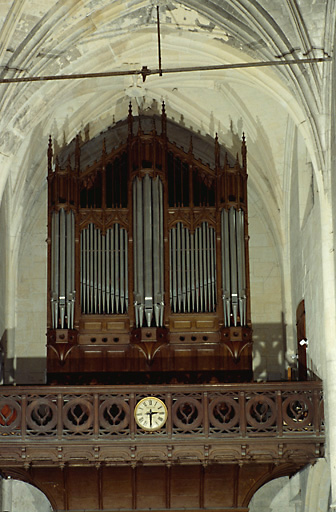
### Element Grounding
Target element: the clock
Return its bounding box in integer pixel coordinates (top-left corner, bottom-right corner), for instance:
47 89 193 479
134 396 168 431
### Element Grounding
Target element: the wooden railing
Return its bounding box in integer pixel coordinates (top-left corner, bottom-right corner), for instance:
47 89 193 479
0 381 324 467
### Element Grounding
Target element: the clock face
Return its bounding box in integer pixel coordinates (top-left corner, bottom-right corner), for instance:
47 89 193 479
134 397 168 431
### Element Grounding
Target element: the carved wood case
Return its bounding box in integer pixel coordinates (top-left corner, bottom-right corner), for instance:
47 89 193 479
47 103 252 384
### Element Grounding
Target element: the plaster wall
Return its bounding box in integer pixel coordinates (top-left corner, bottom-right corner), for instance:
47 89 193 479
288 127 324 378
248 190 284 381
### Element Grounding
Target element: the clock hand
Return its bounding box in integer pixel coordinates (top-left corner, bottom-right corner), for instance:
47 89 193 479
146 409 158 427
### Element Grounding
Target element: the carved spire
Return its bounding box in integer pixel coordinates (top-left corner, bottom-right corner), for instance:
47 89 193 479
188 135 193 155
161 101 167 137
215 133 220 170
102 137 107 156
48 135 53 174
235 152 240 169
75 134 81 173
241 132 247 171
67 154 72 172
128 101 133 137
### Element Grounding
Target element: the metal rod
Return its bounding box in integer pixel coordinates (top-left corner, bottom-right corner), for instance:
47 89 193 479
66 212 72 325
202 222 207 311
169 230 173 309
94 224 98 314
51 212 59 328
199 226 204 312
125 229 129 313
157 5 163 77
106 230 110 314
115 223 120 314
236 209 243 325
206 223 211 312
191 232 195 312
152 176 160 325
229 208 238 326
97 227 102 314
111 226 115 314
144 174 153 326
120 227 125 314
84 228 90 313
159 179 164 325
195 228 199 312
181 223 186 312
0 57 330 84
59 209 66 328
186 227 191 312
238 210 246 326
70 211 75 327
176 223 181 312
102 233 106 313
172 227 177 312
89 223 94 313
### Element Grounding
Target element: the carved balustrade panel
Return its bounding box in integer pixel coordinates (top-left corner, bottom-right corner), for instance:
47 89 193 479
0 383 323 441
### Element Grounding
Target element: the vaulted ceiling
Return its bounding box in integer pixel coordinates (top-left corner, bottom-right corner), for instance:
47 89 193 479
0 0 334 289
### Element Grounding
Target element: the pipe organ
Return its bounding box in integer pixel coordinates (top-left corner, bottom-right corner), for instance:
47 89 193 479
47 103 252 384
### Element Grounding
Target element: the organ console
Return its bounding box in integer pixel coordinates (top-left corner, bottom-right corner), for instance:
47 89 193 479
47 103 252 384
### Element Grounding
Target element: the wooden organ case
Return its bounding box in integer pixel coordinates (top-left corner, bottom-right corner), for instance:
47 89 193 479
47 104 252 384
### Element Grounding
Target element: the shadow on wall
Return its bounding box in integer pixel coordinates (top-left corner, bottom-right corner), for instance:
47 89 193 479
252 320 287 381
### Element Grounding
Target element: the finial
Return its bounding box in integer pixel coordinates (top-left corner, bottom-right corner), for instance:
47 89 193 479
48 135 53 173
241 132 247 171
128 101 133 137
215 132 220 169
161 101 167 136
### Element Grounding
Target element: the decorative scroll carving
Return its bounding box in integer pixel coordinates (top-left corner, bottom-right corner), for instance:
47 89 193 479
130 327 168 364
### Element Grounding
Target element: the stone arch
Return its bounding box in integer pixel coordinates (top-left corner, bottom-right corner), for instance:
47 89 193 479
1 475 54 512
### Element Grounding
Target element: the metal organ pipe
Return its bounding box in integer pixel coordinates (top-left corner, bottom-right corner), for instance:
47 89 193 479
50 209 75 329
221 207 247 327
170 222 216 313
80 223 128 315
133 175 164 328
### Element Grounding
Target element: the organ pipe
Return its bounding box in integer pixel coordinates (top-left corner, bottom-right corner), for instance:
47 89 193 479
80 223 128 315
221 207 247 327
170 222 216 313
50 209 75 329
133 175 164 327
